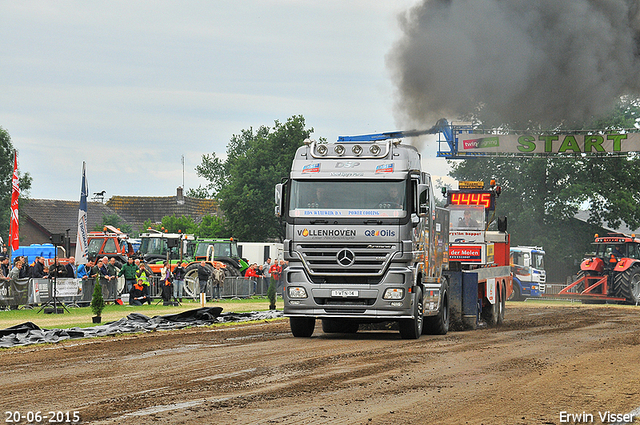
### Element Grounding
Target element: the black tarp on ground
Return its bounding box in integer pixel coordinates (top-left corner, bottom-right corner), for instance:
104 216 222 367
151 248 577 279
0 307 283 348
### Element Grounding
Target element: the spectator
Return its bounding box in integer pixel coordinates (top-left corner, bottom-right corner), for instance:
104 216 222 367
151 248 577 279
77 259 94 282
135 263 151 298
48 258 68 278
8 258 24 291
269 261 282 286
211 262 224 301
197 261 211 304
107 258 119 298
65 257 77 278
245 263 259 295
172 261 187 302
118 257 138 293
1 256 10 279
31 256 46 278
0 256 9 285
129 278 151 305
263 258 272 282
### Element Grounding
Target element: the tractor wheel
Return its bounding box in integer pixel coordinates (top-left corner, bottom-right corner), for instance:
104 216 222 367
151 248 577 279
290 317 316 337
219 261 241 277
322 319 359 334
399 287 423 339
613 264 640 304
423 293 449 335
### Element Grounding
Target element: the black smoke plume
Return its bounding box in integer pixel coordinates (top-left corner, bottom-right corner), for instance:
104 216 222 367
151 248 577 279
388 0 640 129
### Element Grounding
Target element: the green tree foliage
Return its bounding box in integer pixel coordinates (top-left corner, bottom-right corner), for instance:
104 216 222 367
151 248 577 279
449 98 640 281
93 214 132 234
0 127 32 244
191 115 312 241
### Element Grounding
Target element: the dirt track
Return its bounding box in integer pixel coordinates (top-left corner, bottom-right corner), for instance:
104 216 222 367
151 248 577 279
1 303 640 425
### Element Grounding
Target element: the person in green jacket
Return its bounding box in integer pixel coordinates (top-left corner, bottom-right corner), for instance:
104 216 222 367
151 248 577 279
119 257 138 293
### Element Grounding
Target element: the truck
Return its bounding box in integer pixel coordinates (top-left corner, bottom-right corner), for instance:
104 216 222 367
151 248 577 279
87 226 136 267
560 232 640 304
443 180 513 327
237 242 284 266
509 246 546 300
275 128 512 339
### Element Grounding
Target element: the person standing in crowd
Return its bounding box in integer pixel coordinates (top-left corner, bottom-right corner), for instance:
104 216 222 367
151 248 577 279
107 258 119 298
129 278 151 305
118 257 138 293
8 257 24 291
263 257 271 293
0 256 9 286
136 262 151 298
31 256 45 278
269 260 282 288
48 258 67 278
1 256 10 278
197 261 211 305
211 262 224 301
77 258 94 281
244 263 258 295
172 261 186 302
65 257 76 278
278 260 288 292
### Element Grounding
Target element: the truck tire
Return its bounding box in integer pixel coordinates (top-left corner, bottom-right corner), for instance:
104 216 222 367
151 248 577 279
290 317 316 337
399 287 423 339
423 293 449 335
613 264 640 304
508 283 521 301
322 319 358 334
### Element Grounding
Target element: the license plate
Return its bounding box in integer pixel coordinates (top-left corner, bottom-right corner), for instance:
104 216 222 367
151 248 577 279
331 290 358 297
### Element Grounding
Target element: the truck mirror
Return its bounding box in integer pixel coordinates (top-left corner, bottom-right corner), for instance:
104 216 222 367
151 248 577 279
275 184 283 217
417 184 429 216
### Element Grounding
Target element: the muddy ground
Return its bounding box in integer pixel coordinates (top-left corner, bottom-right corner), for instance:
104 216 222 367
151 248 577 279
1 302 639 425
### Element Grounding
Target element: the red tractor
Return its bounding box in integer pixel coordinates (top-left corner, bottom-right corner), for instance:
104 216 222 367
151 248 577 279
562 233 640 304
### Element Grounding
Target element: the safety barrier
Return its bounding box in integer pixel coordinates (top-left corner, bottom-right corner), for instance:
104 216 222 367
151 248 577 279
0 274 286 309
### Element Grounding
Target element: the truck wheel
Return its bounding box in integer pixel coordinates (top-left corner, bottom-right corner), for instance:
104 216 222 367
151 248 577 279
613 264 640 304
220 260 241 277
399 287 423 339
423 293 449 335
322 319 358 334
290 317 316 337
508 284 521 301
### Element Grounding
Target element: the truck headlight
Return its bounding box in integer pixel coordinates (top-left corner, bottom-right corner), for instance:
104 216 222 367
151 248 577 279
288 287 308 298
383 288 404 300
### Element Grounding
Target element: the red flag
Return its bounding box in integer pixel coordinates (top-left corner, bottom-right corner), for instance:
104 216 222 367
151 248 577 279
9 151 19 251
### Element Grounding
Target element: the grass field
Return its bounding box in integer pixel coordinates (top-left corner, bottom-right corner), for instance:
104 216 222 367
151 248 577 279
0 297 284 330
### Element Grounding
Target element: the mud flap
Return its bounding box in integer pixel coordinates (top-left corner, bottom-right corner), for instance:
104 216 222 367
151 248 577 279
445 270 479 330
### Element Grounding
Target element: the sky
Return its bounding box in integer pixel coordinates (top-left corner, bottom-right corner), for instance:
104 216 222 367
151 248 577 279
0 0 453 202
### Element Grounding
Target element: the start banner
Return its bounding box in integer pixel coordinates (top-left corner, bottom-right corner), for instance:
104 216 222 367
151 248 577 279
457 133 640 155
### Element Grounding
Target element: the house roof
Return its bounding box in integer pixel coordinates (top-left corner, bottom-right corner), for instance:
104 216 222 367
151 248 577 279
574 210 640 235
106 193 219 231
21 199 123 240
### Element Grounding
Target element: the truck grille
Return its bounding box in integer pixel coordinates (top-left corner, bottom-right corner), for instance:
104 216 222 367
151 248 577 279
296 243 396 276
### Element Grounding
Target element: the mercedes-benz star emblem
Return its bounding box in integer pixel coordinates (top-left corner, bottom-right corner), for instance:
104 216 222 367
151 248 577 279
336 248 355 267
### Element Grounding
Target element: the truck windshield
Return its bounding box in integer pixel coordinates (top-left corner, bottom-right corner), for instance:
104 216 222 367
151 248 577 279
195 242 238 258
139 237 166 256
289 180 407 218
448 206 485 231
532 252 545 269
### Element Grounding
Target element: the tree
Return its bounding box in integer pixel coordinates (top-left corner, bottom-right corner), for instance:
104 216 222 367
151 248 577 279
0 127 32 245
93 214 132 234
191 115 313 241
